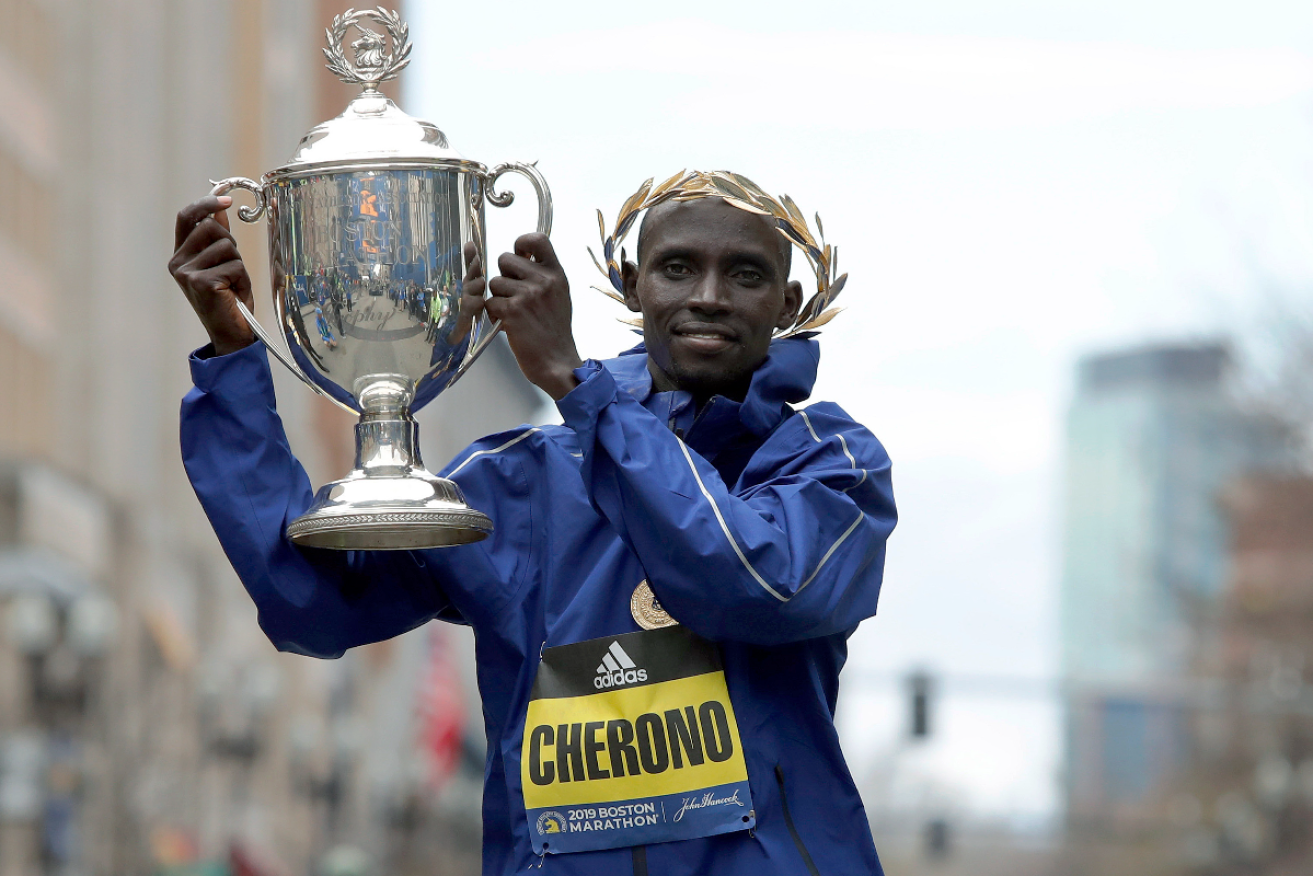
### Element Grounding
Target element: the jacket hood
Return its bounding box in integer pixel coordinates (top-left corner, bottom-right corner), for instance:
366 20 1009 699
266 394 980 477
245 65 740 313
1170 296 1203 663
601 335 820 437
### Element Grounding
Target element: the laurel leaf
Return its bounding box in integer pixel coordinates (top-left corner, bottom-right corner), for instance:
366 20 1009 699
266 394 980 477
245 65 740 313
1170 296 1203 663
730 174 772 211
652 168 689 198
709 176 750 203
778 220 807 247
729 172 764 199
646 188 681 212
779 195 807 228
815 212 825 242
615 211 640 240
793 291 824 328
596 209 607 242
618 179 654 224
795 307 843 333
587 247 607 277
591 284 627 304
723 197 771 217
828 272 848 304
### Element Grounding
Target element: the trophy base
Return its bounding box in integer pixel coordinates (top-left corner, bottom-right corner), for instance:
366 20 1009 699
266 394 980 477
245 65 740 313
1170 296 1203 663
287 470 492 550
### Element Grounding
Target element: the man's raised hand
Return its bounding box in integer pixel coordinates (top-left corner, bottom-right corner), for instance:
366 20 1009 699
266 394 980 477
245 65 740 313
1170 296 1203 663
169 196 257 356
485 233 583 400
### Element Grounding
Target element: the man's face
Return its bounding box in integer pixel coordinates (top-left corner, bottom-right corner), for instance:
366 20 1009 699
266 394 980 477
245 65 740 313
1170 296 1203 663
622 198 802 403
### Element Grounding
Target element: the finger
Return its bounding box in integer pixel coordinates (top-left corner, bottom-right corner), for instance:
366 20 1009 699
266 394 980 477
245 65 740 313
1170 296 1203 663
464 254 484 285
496 251 540 282
196 260 254 306
171 217 239 275
482 294 507 323
182 236 242 276
513 232 557 267
487 275 534 299
461 290 486 323
175 196 234 249
176 255 252 314
462 242 483 282
450 288 484 345
461 274 486 301
221 258 254 308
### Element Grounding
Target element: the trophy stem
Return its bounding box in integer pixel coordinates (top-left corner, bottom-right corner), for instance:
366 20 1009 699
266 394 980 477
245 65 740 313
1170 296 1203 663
356 409 423 474
285 407 493 551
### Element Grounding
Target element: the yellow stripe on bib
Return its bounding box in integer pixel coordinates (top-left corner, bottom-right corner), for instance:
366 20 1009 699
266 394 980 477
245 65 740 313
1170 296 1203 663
522 671 748 809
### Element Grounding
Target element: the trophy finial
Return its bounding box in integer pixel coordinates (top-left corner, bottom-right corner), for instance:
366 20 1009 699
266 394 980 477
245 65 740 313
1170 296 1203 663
323 7 413 92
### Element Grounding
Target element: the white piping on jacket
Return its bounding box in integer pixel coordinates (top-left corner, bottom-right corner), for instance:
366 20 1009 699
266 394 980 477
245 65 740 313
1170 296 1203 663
799 410 868 493
675 429 866 604
798 512 864 592
676 438 789 602
448 428 541 478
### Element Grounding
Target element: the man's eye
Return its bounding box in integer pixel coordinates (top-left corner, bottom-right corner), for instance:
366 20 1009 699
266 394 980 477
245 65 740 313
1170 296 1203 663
735 269 764 283
663 263 692 277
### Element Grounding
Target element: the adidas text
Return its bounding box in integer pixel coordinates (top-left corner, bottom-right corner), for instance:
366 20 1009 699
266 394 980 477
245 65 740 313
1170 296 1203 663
594 668 648 690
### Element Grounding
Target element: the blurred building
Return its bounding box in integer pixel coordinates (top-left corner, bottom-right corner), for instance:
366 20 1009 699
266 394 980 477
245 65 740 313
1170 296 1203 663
1163 475 1313 873
1059 342 1297 827
0 2 542 875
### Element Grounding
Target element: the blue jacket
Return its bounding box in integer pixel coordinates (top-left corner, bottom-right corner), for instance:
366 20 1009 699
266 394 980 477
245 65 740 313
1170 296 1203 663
180 336 896 876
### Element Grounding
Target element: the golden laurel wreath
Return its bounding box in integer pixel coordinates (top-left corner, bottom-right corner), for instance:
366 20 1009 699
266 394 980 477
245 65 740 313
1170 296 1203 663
588 170 848 337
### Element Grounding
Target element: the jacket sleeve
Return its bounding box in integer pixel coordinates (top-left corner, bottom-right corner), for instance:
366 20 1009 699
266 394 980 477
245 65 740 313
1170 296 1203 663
179 343 520 658
557 361 896 646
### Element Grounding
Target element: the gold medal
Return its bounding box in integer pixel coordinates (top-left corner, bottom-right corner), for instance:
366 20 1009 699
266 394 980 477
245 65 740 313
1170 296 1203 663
630 580 678 630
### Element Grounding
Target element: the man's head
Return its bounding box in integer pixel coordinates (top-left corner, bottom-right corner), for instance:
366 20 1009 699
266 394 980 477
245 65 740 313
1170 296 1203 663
621 197 802 405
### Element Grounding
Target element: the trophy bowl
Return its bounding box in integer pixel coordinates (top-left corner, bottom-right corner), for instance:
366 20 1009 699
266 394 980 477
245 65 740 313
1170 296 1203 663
208 7 551 550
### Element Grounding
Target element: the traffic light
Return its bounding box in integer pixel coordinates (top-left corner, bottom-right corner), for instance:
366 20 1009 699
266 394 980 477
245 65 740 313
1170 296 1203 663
925 818 950 859
908 671 934 739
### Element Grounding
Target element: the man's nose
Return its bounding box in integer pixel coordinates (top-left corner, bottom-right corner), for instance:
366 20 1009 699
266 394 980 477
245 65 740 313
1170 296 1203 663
686 275 732 313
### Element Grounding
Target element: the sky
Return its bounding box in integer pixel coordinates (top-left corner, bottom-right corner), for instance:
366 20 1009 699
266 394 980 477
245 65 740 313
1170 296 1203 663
407 0 1313 826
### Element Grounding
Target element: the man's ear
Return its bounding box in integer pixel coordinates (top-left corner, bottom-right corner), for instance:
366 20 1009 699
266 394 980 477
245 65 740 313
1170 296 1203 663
621 250 642 313
777 280 804 330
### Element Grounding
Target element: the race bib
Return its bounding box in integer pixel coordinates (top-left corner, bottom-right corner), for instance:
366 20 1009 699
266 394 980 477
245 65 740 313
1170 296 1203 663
521 627 755 855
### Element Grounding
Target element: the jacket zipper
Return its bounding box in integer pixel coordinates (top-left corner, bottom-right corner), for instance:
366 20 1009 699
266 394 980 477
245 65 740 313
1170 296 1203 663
775 765 821 876
631 845 648 876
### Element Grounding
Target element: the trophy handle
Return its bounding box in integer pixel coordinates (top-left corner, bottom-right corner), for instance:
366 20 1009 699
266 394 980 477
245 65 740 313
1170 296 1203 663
456 161 555 377
485 161 554 237
206 179 359 416
208 177 266 222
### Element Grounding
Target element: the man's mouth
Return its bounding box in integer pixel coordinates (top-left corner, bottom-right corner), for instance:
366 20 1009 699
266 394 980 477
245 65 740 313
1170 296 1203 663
674 325 736 341
672 324 737 353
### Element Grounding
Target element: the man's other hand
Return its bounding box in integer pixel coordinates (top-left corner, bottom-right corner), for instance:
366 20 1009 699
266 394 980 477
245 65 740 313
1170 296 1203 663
476 234 583 400
169 196 257 357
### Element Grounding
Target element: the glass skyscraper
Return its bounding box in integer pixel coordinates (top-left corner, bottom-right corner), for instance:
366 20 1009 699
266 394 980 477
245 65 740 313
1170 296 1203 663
1060 342 1296 818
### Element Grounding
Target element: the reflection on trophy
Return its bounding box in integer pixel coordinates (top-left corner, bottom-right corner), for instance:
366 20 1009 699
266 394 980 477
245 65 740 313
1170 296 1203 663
209 7 551 550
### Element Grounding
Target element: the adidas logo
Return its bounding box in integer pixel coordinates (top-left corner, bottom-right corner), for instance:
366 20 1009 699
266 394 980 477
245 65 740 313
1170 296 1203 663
594 640 648 690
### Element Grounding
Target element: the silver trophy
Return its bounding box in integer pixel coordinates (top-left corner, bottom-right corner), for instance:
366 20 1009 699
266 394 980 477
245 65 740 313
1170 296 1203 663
209 8 551 550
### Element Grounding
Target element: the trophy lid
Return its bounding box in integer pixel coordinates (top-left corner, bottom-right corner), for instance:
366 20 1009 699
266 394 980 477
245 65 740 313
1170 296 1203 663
286 93 466 168
278 8 469 171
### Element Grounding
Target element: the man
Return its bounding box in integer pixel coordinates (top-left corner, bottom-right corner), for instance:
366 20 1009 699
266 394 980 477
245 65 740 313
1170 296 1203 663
170 175 896 875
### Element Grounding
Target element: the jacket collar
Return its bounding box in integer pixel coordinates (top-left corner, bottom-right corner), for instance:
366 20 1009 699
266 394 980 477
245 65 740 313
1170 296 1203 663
602 335 820 439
